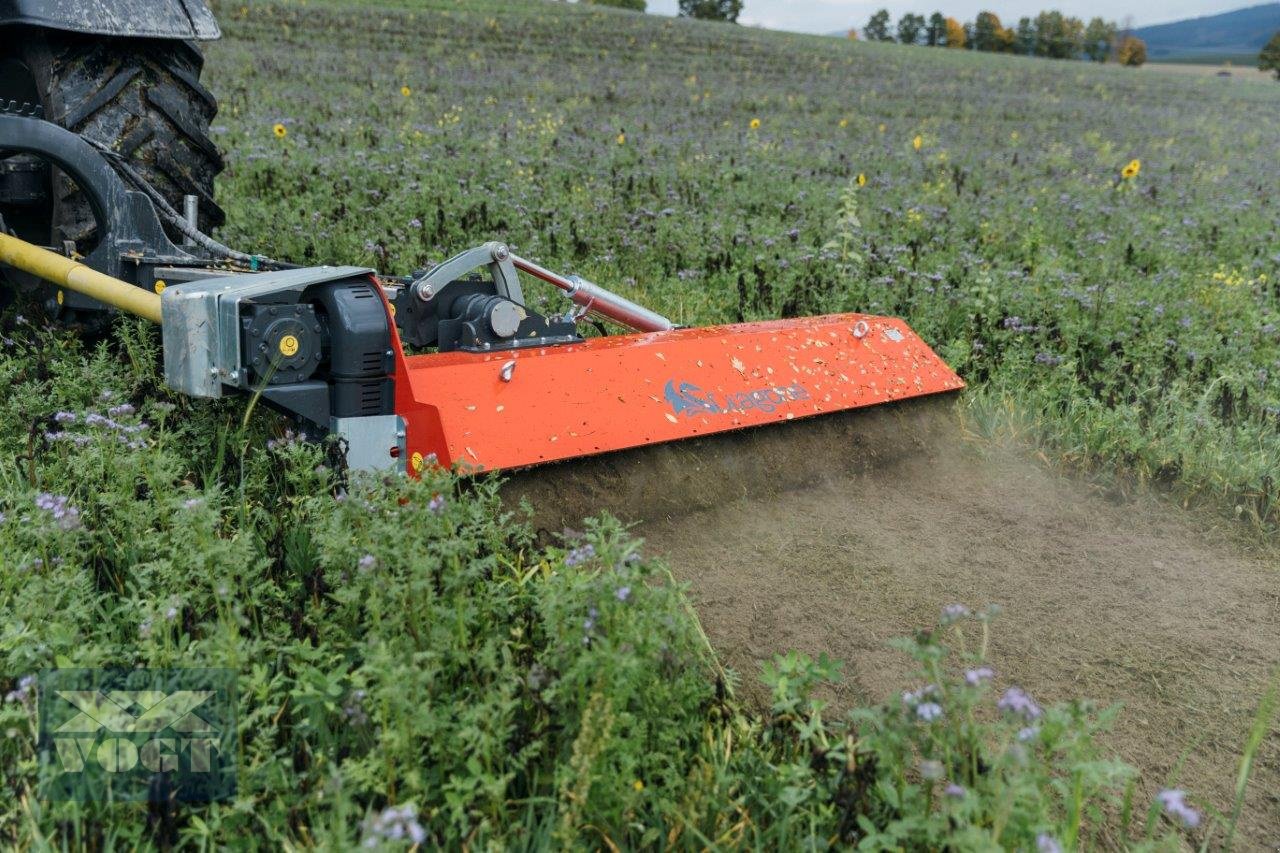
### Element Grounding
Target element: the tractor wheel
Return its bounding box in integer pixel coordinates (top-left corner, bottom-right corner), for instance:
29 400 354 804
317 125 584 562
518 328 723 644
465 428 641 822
0 26 225 252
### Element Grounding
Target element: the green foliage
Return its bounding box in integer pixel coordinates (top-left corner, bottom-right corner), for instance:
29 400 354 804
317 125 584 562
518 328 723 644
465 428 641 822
583 0 646 11
1083 17 1116 62
926 11 946 46
0 322 1194 847
864 9 892 41
1261 31 1280 79
678 0 741 23
1117 35 1148 67
1 0 1279 846
897 12 926 45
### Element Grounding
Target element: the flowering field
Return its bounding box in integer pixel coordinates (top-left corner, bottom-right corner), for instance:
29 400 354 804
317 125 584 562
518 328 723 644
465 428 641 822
214 0 1280 526
1 0 1278 847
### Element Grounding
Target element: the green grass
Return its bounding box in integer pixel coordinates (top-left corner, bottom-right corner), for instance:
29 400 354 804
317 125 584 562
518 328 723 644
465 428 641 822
1149 52 1261 65
2 0 1278 847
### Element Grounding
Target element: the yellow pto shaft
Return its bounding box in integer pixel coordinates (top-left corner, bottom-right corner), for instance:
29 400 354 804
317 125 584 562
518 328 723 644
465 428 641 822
0 232 162 324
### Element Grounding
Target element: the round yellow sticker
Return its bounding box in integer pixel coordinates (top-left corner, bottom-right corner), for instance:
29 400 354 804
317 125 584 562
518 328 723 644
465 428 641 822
154 280 167 294
410 451 424 473
279 334 300 357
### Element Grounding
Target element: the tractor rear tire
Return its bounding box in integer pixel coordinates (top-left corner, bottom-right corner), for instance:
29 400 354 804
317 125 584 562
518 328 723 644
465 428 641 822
0 27 225 251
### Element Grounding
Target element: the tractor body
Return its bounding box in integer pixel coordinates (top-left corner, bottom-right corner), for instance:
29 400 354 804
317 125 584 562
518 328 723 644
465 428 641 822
0 0 219 39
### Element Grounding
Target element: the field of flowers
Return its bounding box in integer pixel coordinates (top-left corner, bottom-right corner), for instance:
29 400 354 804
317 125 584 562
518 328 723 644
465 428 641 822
1 0 1277 847
214 0 1280 526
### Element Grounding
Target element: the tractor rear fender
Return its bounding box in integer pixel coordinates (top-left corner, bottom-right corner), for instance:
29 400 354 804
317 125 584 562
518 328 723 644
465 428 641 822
0 0 220 40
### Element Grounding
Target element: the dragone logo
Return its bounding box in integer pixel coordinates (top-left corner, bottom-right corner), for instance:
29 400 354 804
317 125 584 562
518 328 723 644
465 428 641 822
39 669 236 801
664 379 811 417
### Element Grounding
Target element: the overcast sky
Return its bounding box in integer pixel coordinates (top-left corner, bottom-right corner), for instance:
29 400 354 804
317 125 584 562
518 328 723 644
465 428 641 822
644 0 1255 31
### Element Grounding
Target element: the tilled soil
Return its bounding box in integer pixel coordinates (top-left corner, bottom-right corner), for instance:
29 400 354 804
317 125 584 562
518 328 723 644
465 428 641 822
507 402 1280 845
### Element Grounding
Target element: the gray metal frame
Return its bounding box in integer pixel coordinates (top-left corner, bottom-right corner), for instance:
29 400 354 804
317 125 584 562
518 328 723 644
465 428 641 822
160 266 372 399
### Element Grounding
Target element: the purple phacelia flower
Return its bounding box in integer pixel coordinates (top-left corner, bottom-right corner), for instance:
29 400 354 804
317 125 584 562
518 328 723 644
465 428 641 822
916 702 943 722
1157 789 1200 828
1018 726 1040 742
565 544 596 567
941 603 970 622
361 803 426 848
997 686 1042 720
965 667 995 686
358 554 377 572
107 403 135 418
615 586 631 602
35 492 81 530
1037 835 1063 853
944 783 965 798
428 493 446 515
901 684 938 707
343 689 370 726
4 674 36 705
54 411 77 424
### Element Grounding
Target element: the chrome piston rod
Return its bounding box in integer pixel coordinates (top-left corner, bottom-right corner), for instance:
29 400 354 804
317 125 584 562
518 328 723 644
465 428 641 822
508 253 674 333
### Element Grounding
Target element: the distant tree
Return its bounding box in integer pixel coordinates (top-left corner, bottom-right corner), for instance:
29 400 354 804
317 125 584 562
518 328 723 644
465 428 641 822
926 11 946 46
943 16 966 48
1015 16 1036 54
1034 10 1083 59
963 21 975 49
1083 17 1115 61
864 9 893 41
1260 31 1280 79
1116 35 1147 66
678 0 742 21
897 13 926 45
997 24 1015 52
584 0 646 9
973 11 1005 52
1062 16 1085 57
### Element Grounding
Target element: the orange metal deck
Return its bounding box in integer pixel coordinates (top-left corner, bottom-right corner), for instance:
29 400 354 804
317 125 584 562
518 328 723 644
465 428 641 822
390 311 964 473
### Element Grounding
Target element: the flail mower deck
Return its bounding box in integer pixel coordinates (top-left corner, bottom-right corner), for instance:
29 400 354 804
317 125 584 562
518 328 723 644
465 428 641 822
0 108 963 480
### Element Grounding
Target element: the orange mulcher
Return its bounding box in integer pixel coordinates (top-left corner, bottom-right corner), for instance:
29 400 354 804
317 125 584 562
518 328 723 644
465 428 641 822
0 109 963 477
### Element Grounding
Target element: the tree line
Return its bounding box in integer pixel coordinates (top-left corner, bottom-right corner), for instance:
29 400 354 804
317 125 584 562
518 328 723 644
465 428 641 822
854 9 1148 65
581 0 744 21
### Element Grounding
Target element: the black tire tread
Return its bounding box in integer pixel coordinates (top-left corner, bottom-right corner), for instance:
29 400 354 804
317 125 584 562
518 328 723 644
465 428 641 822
29 33 225 247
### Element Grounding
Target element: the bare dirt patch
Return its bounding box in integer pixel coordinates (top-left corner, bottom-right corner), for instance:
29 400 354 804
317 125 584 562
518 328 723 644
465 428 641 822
506 401 1280 844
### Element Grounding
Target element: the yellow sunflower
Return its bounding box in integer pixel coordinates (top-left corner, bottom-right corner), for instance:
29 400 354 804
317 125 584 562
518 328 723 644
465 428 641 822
272 123 287 139
749 117 761 130
1121 158 1141 179
401 85 412 97
912 134 923 151
856 172 867 187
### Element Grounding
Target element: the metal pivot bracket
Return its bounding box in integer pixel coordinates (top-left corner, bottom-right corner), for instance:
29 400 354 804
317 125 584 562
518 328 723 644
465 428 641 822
410 241 523 305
